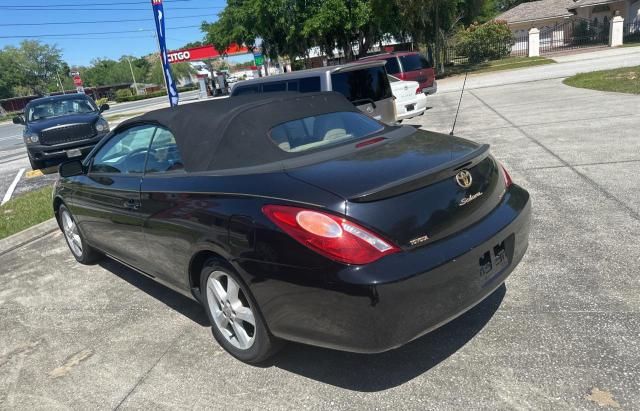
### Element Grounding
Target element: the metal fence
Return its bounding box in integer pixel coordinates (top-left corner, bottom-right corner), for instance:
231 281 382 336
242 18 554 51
623 22 640 43
539 19 609 54
443 32 528 66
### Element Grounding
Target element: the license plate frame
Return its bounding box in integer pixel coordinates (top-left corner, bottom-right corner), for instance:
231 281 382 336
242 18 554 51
479 239 510 281
66 149 82 158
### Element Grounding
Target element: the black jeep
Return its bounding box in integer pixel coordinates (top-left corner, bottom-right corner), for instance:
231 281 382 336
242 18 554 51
13 94 110 170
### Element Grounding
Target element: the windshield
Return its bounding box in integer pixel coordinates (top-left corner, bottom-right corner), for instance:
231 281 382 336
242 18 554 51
27 98 97 122
269 111 384 153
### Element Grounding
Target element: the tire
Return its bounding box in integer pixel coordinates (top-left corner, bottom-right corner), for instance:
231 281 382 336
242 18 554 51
200 258 281 364
29 156 45 171
58 204 101 265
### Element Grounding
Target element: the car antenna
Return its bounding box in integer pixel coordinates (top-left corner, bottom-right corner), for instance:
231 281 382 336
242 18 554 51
450 71 468 136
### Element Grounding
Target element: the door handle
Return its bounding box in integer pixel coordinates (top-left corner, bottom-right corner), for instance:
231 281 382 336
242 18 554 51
124 199 140 210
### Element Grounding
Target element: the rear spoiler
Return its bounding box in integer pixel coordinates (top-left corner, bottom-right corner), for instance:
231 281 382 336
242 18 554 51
349 144 491 203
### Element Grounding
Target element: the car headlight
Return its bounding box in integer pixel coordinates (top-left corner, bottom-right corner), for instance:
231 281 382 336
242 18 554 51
24 130 39 144
96 118 110 133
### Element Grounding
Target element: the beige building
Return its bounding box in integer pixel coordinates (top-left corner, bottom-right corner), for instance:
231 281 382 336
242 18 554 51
498 0 640 38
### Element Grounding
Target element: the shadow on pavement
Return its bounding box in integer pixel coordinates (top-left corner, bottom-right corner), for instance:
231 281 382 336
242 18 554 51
97 254 504 391
267 284 506 392
98 258 210 327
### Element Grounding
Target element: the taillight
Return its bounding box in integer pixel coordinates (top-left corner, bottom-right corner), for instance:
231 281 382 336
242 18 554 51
416 86 422 95
262 205 400 265
500 163 513 188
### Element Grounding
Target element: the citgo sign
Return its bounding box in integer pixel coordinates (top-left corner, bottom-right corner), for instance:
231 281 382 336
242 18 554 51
167 44 250 64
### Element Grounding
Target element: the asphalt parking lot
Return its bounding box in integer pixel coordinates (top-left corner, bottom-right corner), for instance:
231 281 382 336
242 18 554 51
1 77 639 409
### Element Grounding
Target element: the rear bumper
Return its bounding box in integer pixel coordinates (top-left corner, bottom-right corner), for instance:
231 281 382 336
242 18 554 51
244 184 531 353
396 95 428 121
423 80 437 95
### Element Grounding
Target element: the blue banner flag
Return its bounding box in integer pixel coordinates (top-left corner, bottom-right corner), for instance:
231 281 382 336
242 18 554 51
151 0 179 106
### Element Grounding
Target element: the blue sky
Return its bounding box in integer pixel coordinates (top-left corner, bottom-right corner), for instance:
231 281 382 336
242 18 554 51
0 0 253 66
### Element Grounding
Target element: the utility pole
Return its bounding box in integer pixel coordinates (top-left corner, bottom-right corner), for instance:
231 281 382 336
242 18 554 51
127 57 139 95
55 72 65 94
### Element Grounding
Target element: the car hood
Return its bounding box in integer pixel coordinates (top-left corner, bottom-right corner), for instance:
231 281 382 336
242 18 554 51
26 112 100 133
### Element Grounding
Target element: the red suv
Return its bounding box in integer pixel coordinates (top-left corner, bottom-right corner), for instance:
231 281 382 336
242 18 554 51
359 51 437 95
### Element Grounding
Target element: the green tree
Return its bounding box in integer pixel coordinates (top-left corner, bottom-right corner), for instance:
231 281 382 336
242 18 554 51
0 47 26 98
18 40 66 95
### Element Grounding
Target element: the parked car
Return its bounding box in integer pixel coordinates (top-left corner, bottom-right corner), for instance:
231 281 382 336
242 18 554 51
229 61 396 124
13 94 110 170
360 51 437 95
54 92 531 364
388 75 427 122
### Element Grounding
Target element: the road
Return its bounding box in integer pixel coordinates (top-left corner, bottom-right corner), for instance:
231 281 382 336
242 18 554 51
1 55 639 407
0 90 200 199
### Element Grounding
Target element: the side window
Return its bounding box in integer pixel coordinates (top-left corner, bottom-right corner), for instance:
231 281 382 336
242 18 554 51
145 128 184 174
232 84 260 96
287 81 299 91
299 76 321 92
90 125 156 174
262 81 287 92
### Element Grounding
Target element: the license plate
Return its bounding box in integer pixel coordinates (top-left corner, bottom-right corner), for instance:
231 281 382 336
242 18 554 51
406 104 415 112
479 240 510 280
66 149 82 158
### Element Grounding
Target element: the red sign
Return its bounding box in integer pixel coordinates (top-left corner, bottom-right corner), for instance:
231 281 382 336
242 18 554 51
73 76 83 87
167 44 249 63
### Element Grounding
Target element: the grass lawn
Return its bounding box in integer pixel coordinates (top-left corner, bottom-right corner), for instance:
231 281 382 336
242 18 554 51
0 186 54 240
438 56 555 79
563 66 640 94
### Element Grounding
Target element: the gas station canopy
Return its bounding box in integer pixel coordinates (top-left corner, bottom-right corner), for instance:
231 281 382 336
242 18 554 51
167 43 250 64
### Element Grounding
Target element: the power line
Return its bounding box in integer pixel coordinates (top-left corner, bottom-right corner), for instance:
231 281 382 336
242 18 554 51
0 24 202 39
0 6 222 11
0 14 215 26
0 0 195 6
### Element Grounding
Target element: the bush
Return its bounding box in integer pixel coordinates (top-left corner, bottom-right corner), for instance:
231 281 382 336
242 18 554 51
115 90 167 103
115 88 133 101
455 20 514 64
177 85 197 92
95 97 108 107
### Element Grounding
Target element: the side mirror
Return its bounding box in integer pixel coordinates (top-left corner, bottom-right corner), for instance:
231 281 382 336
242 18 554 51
59 159 85 178
99 103 110 113
12 116 25 125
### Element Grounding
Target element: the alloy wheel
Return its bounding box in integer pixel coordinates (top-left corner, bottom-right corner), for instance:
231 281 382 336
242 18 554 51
61 209 83 257
206 271 256 350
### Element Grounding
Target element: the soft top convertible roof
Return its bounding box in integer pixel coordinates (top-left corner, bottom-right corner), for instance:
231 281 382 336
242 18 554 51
118 92 360 172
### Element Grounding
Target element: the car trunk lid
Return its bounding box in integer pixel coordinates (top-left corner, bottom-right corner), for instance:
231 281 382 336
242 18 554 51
286 129 506 248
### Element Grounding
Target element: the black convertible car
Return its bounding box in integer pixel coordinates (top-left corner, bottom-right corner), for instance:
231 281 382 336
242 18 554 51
54 92 531 363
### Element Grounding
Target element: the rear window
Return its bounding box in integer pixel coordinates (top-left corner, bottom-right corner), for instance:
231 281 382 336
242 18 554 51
399 54 432 71
269 111 384 153
384 57 401 74
331 66 392 104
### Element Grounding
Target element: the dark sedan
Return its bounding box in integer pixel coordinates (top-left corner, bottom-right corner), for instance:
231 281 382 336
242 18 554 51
13 94 110 170
53 92 531 363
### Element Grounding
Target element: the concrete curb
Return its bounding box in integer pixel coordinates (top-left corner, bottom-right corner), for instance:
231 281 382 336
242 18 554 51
0 218 58 257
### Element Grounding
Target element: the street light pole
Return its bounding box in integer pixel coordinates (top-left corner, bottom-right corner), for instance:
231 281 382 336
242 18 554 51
127 57 139 95
56 72 65 94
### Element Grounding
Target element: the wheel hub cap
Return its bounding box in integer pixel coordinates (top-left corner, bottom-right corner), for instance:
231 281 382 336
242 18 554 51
206 271 256 350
